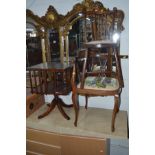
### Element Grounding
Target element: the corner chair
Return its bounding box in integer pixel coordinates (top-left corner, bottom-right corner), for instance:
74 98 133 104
71 42 124 132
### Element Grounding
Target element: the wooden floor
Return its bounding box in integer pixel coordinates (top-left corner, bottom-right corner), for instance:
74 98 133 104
27 104 128 139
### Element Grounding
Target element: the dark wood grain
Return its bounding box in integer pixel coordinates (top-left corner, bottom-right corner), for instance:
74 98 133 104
27 62 73 120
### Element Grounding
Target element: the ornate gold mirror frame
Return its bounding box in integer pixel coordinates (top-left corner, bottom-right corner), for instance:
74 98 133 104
60 0 124 62
26 0 125 63
40 6 64 62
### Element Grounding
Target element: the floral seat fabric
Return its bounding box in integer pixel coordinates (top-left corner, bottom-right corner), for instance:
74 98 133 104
77 76 119 91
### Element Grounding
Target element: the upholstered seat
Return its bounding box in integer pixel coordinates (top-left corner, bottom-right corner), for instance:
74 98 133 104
77 76 119 91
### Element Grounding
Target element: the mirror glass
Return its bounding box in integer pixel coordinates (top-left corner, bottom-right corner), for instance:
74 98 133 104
26 22 42 67
68 12 120 58
68 20 80 57
48 28 60 61
68 17 94 57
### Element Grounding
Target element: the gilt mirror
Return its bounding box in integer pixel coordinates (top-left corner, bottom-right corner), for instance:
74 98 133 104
26 10 46 67
61 0 124 61
40 6 65 62
26 0 125 63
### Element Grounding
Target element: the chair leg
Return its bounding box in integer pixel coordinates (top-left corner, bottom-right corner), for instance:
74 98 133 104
85 95 88 109
111 94 120 132
72 93 79 126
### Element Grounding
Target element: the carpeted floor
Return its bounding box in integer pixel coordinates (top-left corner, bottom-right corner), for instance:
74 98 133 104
27 104 128 139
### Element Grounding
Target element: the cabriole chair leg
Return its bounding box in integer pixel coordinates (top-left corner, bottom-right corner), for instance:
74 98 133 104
111 94 120 132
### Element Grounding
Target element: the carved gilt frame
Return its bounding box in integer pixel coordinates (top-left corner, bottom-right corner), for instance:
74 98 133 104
40 6 64 62
26 0 125 63
60 0 124 62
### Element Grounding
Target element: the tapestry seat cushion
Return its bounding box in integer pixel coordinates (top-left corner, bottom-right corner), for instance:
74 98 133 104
77 76 119 91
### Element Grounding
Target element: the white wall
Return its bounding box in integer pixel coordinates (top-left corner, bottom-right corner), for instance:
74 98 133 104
26 0 129 113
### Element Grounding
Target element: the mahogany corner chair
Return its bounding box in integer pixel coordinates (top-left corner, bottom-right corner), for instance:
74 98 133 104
71 41 124 132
